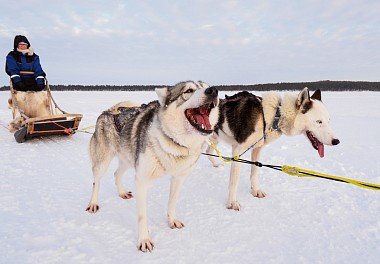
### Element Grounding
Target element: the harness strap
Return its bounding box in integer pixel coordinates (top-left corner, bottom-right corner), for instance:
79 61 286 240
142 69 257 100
207 141 239 162
237 104 282 158
238 135 266 158
271 105 281 131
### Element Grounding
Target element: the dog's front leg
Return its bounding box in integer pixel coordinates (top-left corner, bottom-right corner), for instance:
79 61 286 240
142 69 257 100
167 175 187 229
136 176 154 252
250 146 266 198
227 147 241 211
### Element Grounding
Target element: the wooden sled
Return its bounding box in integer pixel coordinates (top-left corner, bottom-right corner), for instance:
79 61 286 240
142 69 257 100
9 76 83 143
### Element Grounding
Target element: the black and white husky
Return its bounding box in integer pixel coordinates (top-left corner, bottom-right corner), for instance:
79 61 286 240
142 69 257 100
86 81 219 252
206 88 340 210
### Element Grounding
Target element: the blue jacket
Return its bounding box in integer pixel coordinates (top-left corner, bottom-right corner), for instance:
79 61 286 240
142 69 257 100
5 50 46 85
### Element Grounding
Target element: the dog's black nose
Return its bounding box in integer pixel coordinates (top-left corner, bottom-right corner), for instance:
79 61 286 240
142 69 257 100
332 139 340 145
205 87 218 97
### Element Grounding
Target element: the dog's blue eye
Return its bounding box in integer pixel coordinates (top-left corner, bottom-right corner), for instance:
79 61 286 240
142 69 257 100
184 89 194 94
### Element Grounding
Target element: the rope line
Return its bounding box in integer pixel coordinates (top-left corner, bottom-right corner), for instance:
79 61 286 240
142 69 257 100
77 130 94 134
281 165 380 190
51 121 73 135
203 142 379 191
0 122 10 131
238 134 265 157
79 125 95 131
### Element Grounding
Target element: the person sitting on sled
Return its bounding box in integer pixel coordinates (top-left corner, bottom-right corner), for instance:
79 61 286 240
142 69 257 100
5 35 46 92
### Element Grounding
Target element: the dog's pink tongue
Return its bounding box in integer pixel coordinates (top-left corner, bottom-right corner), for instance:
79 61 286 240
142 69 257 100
195 114 211 130
317 142 324 158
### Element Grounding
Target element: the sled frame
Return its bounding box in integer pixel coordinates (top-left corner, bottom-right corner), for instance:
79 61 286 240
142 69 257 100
9 77 83 141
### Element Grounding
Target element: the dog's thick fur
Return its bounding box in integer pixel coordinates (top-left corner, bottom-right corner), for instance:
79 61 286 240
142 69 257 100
8 91 51 132
106 101 140 114
206 88 340 210
86 81 219 252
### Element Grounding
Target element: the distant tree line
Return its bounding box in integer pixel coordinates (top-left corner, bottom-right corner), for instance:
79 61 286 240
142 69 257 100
1 81 379 91
216 81 380 91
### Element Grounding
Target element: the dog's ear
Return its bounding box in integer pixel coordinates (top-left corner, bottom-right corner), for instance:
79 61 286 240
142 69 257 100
310 89 322 101
198 80 209 89
296 87 310 109
155 87 168 106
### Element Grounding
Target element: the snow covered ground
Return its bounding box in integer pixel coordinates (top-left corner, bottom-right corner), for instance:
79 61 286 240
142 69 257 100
0 90 379 264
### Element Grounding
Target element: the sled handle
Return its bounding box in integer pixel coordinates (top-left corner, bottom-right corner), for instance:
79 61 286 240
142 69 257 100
19 71 34 75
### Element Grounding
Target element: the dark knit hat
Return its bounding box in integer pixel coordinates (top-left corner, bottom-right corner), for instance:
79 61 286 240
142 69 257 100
14 35 30 50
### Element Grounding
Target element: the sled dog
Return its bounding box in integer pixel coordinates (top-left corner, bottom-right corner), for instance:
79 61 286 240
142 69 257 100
86 81 219 252
8 91 51 132
206 88 340 210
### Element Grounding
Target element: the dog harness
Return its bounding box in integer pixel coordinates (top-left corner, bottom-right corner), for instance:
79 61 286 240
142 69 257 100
270 105 282 132
238 102 282 158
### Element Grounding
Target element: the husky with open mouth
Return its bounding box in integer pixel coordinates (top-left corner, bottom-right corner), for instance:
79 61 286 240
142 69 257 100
206 88 340 210
86 81 219 252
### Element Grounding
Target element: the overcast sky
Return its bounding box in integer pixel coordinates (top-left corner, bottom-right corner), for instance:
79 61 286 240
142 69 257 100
0 0 379 86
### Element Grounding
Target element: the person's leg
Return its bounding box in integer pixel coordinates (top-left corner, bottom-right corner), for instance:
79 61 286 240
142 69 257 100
12 79 27 92
24 78 41 91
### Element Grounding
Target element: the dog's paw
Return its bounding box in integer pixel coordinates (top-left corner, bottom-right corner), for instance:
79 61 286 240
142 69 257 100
227 201 241 211
138 238 155 252
169 219 185 229
86 204 100 213
252 189 266 198
119 191 133 199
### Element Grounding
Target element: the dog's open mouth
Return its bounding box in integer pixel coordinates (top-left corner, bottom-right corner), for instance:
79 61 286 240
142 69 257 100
306 131 324 158
185 101 216 134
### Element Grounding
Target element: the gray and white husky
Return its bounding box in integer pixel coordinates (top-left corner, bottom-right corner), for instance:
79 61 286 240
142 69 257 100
86 81 219 252
206 88 340 210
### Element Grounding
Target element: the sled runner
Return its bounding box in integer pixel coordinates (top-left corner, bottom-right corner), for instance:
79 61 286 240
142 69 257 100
9 77 83 143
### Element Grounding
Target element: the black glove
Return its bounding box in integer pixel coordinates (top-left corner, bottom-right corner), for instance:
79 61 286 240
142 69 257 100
14 81 26 91
37 84 45 91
